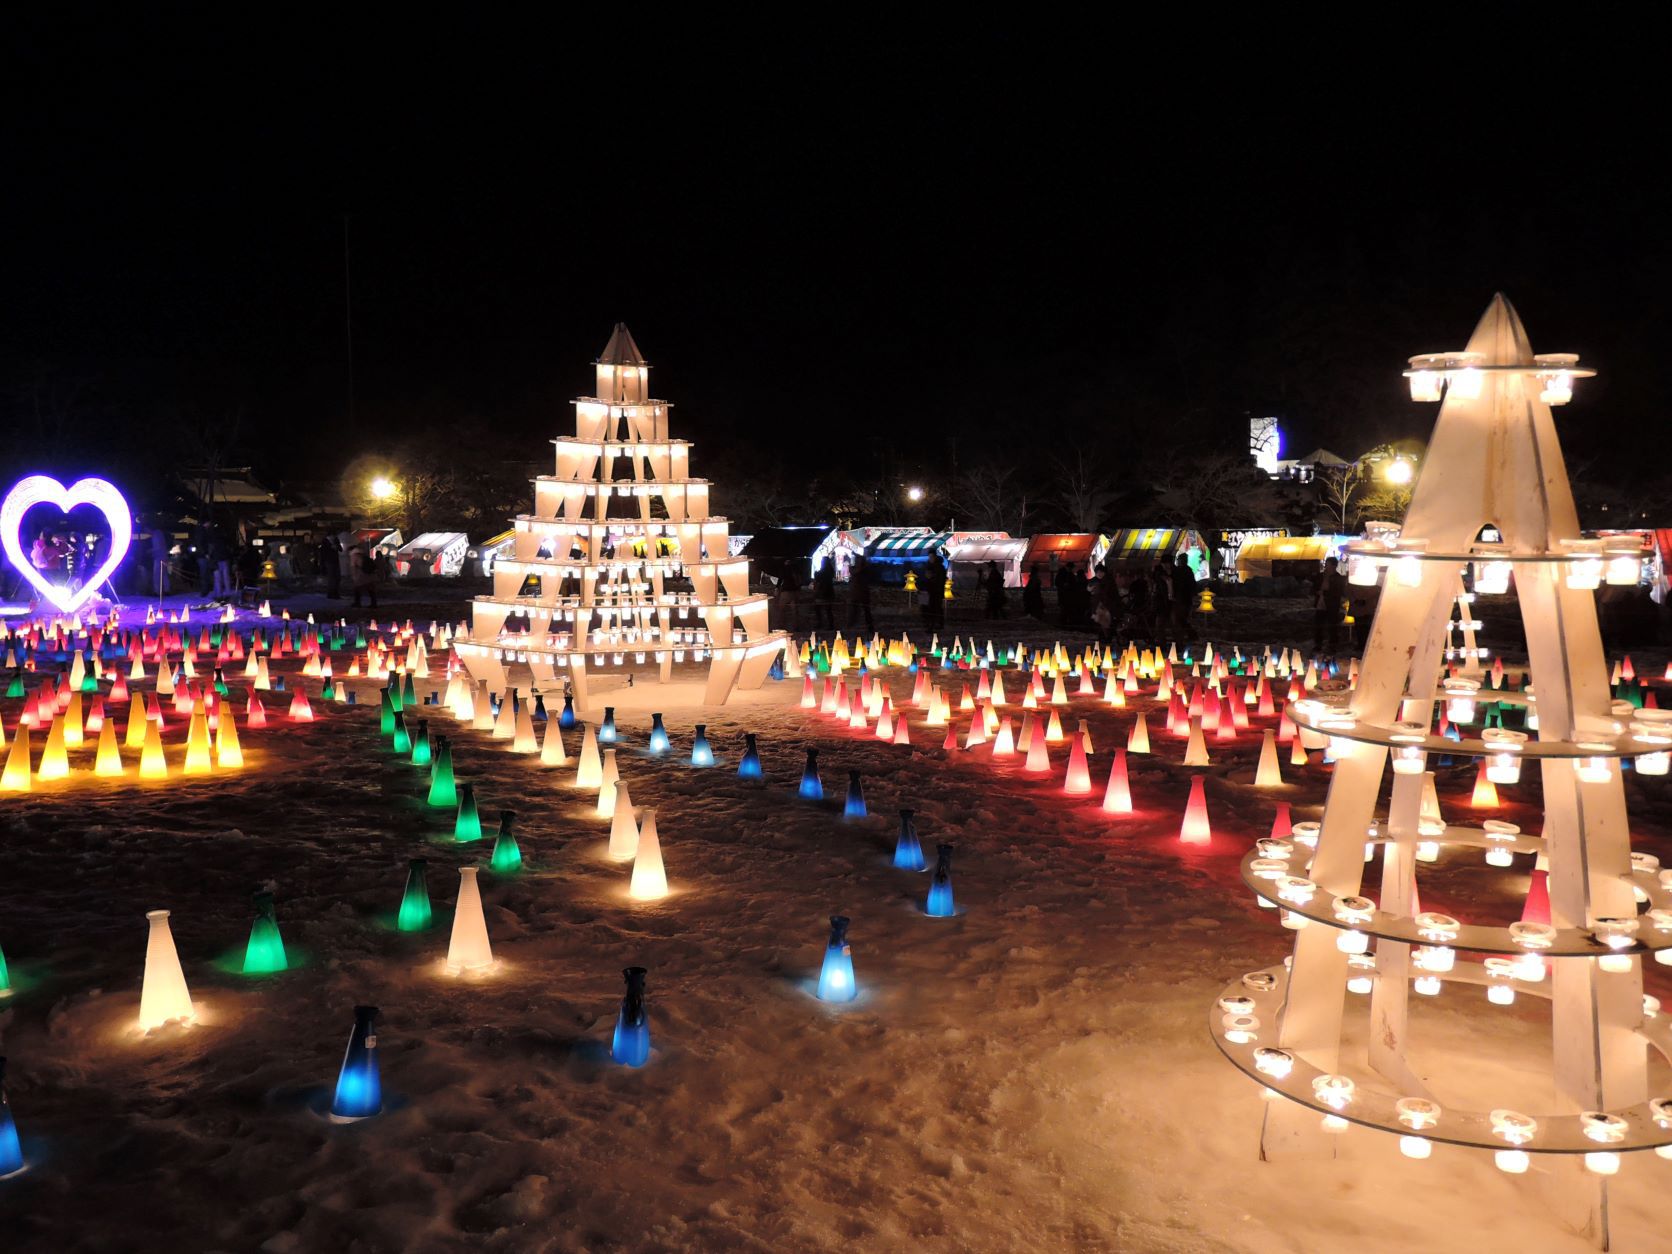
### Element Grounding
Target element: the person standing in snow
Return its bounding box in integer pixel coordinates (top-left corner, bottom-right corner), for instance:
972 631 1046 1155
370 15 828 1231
350 542 378 609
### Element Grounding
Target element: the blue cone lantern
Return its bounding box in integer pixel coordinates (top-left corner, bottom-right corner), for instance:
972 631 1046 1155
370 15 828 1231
559 694 576 730
737 733 762 781
0 1057 23 1177
690 724 714 767
799 748 823 800
926 843 956 917
843 770 867 819
769 651 785 681
532 693 547 723
329 1005 382 1122
817 916 857 1003
894 808 926 871
648 713 670 756
599 706 618 745
611 967 651 1067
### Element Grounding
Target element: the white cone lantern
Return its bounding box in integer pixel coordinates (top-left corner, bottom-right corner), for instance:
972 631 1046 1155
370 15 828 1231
629 809 669 901
608 784 640 860
446 867 494 973
575 724 602 789
138 909 195 1030
596 749 621 817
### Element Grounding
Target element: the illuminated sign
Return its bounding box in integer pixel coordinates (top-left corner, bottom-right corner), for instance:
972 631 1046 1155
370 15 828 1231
0 475 133 613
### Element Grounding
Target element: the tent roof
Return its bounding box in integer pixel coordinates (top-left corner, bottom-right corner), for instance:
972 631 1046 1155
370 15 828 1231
948 537 1028 563
1236 535 1337 565
597 323 647 366
742 527 831 560
396 532 468 555
867 531 948 556
1104 528 1196 561
1023 533 1102 565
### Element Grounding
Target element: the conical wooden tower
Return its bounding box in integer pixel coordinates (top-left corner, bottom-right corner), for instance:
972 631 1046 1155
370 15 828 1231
457 326 787 709
1214 296 1668 1249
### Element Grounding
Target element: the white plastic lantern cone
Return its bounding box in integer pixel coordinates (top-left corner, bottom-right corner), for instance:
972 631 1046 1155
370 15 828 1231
472 681 495 731
629 809 669 900
1128 711 1151 754
138 909 195 1030
607 784 640 860
1182 715 1211 767
575 723 602 788
492 690 517 739
446 867 494 973
1254 729 1283 787
512 700 537 752
540 719 569 766
596 749 620 817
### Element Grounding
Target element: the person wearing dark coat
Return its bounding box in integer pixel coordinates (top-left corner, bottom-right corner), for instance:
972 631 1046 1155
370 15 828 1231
1022 563 1046 620
1313 556 1348 655
982 561 1006 620
1170 554 1197 640
812 560 837 631
846 554 875 635
922 556 947 632
317 535 342 599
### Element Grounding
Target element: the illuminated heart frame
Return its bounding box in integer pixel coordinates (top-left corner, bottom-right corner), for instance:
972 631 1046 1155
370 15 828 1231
0 475 133 613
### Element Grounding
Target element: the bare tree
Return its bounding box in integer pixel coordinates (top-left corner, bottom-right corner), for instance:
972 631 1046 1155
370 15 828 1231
956 461 1028 534
1054 448 1115 533
1155 451 1285 574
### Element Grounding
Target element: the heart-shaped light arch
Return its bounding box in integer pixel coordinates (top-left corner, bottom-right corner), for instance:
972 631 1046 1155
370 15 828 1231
1 475 133 614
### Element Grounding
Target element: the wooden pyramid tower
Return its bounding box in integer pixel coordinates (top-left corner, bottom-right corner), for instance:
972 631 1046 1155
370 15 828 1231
1213 296 1671 1248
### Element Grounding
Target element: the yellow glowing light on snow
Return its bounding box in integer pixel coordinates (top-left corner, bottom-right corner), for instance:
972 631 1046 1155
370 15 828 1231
629 809 669 900
139 718 169 779
446 867 494 973
138 909 196 1030
370 475 398 501
37 715 69 780
94 720 125 777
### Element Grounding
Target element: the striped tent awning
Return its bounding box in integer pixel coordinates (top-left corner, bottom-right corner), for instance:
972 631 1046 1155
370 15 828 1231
866 530 949 557
1105 528 1188 562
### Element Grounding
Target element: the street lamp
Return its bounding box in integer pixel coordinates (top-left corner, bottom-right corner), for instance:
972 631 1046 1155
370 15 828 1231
906 485 925 503
1384 457 1414 486
370 476 398 501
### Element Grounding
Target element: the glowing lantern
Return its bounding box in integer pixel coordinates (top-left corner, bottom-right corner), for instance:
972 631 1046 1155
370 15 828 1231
843 770 867 818
91 718 124 777
690 724 714 767
183 708 213 775
894 809 926 871
397 859 432 931
539 720 569 767
817 915 857 1002
326 1005 384 1123
925 843 956 917
1179 777 1211 844
1063 736 1092 794
445 867 493 972
489 810 522 873
1470 762 1499 807
575 724 602 789
1254 729 1282 787
454 782 483 841
1102 749 1133 813
647 713 670 755
629 808 669 900
427 738 457 807
241 891 288 974
800 748 823 800
137 909 195 1031
607 784 640 860
138 717 168 779
0 1058 23 1178
611 967 651 1067
738 733 763 780
596 749 621 818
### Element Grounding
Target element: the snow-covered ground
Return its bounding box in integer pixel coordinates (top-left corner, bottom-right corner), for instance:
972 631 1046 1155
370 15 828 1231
1 600 1669 1252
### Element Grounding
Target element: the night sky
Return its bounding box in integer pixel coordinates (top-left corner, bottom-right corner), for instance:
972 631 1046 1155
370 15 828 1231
4 20 1667 493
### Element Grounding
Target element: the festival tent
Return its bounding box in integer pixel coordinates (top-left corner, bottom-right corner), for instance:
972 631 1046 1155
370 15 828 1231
947 536 1026 587
1233 533 1342 581
394 532 470 578
465 529 515 577
1098 528 1206 575
741 526 831 585
1019 533 1110 584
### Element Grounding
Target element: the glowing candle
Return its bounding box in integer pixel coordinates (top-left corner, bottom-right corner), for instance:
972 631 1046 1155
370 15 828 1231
817 915 857 1003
